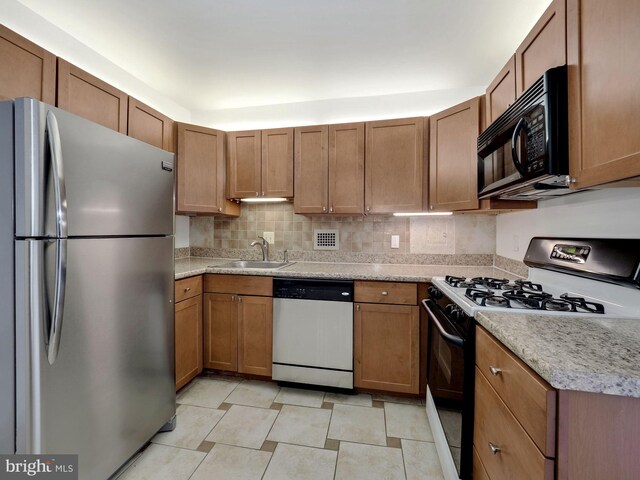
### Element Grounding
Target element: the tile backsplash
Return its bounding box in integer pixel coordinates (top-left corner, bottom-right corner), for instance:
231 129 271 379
190 203 496 257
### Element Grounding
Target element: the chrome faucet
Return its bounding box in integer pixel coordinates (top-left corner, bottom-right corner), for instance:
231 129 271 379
250 236 269 261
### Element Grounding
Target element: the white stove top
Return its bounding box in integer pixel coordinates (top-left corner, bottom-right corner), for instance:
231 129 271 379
432 268 640 319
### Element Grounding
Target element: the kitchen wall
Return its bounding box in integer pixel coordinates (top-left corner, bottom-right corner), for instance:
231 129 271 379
497 188 640 261
189 203 496 262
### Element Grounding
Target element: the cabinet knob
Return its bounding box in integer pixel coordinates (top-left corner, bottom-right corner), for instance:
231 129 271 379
256 192 259 196
238 296 242 303
262 192 265 196
381 291 389 296
231 295 235 301
330 207 334 213
356 304 360 311
218 207 222 212
489 366 502 376
322 206 327 212
366 207 370 213
184 287 191 292
488 442 501 455
430 205 434 210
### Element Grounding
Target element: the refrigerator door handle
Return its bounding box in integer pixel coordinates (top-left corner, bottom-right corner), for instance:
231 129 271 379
47 239 67 365
45 110 68 238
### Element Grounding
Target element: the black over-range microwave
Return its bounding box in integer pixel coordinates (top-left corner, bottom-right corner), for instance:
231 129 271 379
477 65 571 200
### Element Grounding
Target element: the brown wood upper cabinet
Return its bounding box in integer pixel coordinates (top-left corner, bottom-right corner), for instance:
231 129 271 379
567 0 640 189
127 97 174 152
365 117 424 214
429 97 480 211
485 56 516 126
515 0 567 95
176 122 240 216
0 25 56 103
294 123 365 214
228 128 294 198
57 59 128 133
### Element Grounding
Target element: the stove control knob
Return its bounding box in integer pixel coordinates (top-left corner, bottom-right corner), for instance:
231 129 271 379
428 286 443 300
446 304 464 322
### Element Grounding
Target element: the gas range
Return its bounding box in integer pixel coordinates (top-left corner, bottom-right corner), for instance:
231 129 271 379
423 237 640 480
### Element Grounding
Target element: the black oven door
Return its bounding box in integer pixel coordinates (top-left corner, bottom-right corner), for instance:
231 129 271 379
423 299 475 479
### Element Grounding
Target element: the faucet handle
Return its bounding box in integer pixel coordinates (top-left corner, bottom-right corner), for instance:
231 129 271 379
257 235 267 244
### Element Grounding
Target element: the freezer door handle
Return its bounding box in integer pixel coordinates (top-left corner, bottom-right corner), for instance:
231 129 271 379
47 239 67 365
45 110 68 238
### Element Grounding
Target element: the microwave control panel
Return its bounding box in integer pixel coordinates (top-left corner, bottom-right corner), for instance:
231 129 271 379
525 106 546 173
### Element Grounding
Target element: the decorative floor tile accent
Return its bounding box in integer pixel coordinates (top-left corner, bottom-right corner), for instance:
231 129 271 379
267 405 332 448
206 405 278 449
328 404 387 446
263 443 337 480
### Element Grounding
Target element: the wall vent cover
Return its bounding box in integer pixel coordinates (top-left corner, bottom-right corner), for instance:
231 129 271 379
314 229 339 250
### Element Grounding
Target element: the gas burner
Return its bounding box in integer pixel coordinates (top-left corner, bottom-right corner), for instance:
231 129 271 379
501 290 544 309
541 298 574 312
560 294 605 314
513 280 545 292
445 275 466 287
471 277 510 289
483 296 511 308
465 288 494 304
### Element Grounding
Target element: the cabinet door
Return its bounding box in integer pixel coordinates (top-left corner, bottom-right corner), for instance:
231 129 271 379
365 118 424 214
485 56 516 125
429 97 480 211
228 130 262 198
127 97 174 151
57 59 128 133
0 25 55 103
262 128 294 197
175 295 203 390
237 296 273 377
329 122 365 214
515 0 567 95
354 303 419 394
176 123 225 214
203 294 238 371
567 0 640 188
294 125 328 214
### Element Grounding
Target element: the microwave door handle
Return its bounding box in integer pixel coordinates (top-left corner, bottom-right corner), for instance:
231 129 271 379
511 118 528 177
421 299 465 348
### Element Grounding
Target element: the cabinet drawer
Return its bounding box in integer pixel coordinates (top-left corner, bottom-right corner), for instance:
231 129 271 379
354 281 417 305
204 274 272 296
175 276 202 303
473 446 491 480
476 327 556 457
474 369 554 480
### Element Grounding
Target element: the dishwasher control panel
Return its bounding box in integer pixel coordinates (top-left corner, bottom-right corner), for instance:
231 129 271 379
273 278 354 302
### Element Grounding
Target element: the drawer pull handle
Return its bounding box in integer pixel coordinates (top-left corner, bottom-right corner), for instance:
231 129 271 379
381 291 389 296
490 366 502 376
488 442 501 455
184 287 191 292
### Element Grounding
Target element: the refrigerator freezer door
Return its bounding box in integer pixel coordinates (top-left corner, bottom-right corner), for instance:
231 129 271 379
15 236 175 479
13 98 174 238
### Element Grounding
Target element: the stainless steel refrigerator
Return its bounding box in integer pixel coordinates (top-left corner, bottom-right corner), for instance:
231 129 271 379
0 98 176 479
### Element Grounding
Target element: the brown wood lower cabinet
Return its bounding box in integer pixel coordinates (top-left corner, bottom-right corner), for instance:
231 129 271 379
174 276 204 390
237 296 273 376
203 275 273 377
354 302 419 394
203 293 239 372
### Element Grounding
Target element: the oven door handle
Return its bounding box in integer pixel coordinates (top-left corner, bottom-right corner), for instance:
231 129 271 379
511 117 528 177
421 299 465 348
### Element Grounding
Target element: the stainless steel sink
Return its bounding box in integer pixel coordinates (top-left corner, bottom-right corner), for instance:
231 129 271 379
211 260 294 269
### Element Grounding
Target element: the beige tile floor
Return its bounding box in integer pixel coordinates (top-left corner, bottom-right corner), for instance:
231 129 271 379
117 375 445 480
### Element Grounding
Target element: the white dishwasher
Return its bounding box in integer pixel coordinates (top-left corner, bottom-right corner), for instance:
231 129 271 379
272 278 354 389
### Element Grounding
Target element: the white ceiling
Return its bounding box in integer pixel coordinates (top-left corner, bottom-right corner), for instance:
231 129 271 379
17 0 551 113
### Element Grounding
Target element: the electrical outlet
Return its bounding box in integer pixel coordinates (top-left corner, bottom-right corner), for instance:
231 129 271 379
391 235 400 249
263 231 275 244
513 235 519 252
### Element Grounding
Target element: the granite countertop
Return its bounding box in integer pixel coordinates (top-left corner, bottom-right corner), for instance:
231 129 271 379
476 311 640 398
175 256 519 282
